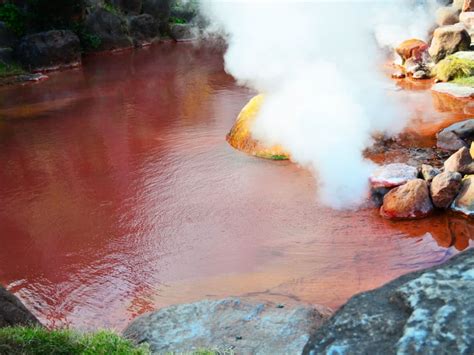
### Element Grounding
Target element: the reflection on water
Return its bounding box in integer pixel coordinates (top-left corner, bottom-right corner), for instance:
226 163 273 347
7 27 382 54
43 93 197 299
0 43 472 330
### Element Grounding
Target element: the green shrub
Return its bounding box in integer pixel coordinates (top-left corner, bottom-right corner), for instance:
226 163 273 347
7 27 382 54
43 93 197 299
169 16 186 24
434 55 474 82
0 326 150 355
0 3 27 36
0 62 25 78
102 2 121 16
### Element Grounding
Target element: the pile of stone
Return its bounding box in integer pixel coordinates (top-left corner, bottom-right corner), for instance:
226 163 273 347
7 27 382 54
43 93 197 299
393 0 474 80
371 119 474 220
371 136 474 220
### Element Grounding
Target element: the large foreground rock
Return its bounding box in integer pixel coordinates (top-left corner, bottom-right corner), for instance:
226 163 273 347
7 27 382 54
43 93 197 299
380 179 434 220
429 24 471 62
15 30 81 70
0 285 41 327
437 118 474 151
452 175 474 216
124 297 332 354
304 249 474 354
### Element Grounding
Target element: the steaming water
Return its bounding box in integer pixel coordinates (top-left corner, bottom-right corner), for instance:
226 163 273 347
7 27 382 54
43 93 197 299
200 0 440 208
0 44 472 330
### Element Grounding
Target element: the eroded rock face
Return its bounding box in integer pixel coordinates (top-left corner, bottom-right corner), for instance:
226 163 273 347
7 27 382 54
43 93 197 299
84 8 133 51
304 249 474 355
0 285 41 327
15 30 81 70
444 146 474 174
124 297 332 354
227 95 289 160
429 24 471 62
452 175 474 216
129 14 159 46
380 179 434 220
437 119 474 151
369 163 418 189
430 171 463 208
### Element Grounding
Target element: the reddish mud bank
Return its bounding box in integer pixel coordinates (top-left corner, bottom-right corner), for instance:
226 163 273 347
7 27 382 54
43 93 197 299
0 43 472 331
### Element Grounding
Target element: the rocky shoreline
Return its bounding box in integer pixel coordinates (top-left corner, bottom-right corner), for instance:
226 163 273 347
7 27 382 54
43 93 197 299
2 248 472 354
0 0 199 86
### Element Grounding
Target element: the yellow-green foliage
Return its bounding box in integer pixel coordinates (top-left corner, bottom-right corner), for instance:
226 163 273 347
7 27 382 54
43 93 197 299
434 55 474 82
453 76 474 87
0 326 150 355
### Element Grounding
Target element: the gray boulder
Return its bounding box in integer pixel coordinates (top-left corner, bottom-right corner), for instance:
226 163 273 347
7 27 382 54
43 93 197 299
444 146 474 174
304 249 474 355
169 23 195 41
0 285 41 327
421 164 441 182
129 14 159 46
15 30 81 70
124 297 332 354
429 24 471 62
143 0 170 33
430 171 463 208
83 7 133 51
452 174 474 216
437 119 474 151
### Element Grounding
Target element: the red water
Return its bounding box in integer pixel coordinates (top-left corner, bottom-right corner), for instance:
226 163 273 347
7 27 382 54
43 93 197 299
0 43 472 331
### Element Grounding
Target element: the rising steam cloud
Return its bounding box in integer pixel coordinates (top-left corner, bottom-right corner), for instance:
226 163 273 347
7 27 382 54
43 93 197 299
199 0 438 209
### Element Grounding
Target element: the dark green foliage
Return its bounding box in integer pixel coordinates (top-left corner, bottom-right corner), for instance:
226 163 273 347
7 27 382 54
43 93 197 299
169 16 186 24
0 326 150 355
26 0 85 31
0 3 26 36
73 23 102 52
102 2 121 16
0 62 25 77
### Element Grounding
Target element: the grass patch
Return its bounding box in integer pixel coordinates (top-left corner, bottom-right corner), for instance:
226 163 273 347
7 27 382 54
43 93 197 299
0 62 25 78
452 76 474 87
434 55 474 82
0 326 150 355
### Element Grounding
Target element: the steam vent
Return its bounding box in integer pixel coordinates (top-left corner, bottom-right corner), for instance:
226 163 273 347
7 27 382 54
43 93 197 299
226 95 290 160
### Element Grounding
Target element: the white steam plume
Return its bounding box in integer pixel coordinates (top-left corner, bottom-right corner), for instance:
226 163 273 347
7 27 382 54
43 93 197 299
200 0 438 209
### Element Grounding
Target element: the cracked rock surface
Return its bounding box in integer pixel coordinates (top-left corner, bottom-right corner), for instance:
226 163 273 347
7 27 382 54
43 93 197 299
304 249 474 355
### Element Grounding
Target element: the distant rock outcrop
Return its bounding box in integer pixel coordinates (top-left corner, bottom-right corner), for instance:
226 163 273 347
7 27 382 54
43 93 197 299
304 249 474 355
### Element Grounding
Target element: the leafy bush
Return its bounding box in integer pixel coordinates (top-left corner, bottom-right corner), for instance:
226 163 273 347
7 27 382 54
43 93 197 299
0 62 25 78
169 16 186 24
102 2 121 16
0 3 26 36
0 326 150 355
434 55 474 82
